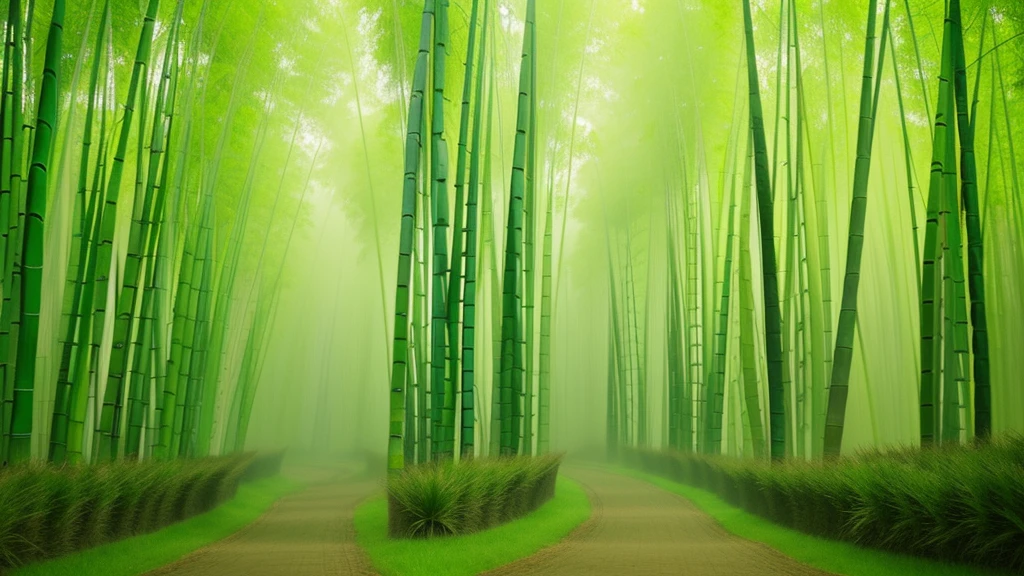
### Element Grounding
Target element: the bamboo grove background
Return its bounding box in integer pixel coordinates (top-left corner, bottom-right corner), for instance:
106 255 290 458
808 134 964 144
1 0 1023 466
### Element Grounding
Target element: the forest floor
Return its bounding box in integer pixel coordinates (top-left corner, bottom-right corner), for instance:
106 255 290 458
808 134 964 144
146 462 829 576
485 465 832 576
146 460 379 576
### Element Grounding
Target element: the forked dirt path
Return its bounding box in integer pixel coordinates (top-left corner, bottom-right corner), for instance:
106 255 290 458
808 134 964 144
148 463 829 576
147 463 379 576
487 466 833 576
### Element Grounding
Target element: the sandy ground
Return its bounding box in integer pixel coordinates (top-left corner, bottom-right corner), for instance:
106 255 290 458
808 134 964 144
146 461 379 576
148 462 830 576
486 466 833 576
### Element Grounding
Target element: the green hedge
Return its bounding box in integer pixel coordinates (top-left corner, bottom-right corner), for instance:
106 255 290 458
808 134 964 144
387 454 561 538
0 454 259 569
623 436 1024 572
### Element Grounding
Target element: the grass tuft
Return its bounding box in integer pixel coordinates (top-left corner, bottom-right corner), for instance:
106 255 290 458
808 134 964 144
386 454 562 538
358 476 589 576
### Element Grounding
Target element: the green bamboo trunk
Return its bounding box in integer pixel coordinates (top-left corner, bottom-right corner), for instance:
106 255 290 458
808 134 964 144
939 85 964 444
429 0 451 459
48 0 109 463
919 12 956 447
154 212 196 459
224 139 321 454
460 0 490 459
90 0 161 462
737 133 766 458
180 197 215 458
413 171 429 463
125 8 181 457
170 202 208 457
790 2 827 457
522 17 539 457
705 138 740 455
742 0 786 460
538 170 553 453
603 222 625 448
482 54 501 457
949 0 990 439
7 0 65 463
823 0 887 458
0 0 25 460
499 0 535 456
66 41 112 464
197 73 280 457
387 0 435 474
606 308 618 452
444 0 481 459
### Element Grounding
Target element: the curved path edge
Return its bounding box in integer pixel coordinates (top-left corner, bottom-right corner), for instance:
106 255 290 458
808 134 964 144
147 466 380 576
485 465 834 576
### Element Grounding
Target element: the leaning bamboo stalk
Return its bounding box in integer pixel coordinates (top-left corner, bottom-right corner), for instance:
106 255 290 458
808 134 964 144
49 0 110 463
823 0 888 458
90 0 161 462
742 0 786 460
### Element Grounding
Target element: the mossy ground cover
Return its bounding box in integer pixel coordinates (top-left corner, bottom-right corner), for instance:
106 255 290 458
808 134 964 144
615 466 1011 576
356 476 589 576
12 475 301 576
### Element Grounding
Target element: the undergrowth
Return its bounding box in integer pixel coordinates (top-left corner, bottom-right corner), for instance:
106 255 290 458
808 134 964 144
0 453 265 570
387 454 561 538
624 435 1024 572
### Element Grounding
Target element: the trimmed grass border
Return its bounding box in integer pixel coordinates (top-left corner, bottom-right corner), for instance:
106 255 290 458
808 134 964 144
356 476 589 576
613 466 1009 576
12 476 302 576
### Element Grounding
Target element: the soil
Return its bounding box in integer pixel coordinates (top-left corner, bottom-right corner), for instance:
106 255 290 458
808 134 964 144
149 463 831 576
485 465 833 576
146 462 379 576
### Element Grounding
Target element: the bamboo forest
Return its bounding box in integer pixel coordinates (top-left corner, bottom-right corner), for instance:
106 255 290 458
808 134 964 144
0 0 1022 574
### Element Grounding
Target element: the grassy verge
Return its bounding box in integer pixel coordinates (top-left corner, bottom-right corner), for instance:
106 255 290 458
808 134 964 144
624 439 1024 573
614 466 1007 576
357 476 589 576
13 475 301 576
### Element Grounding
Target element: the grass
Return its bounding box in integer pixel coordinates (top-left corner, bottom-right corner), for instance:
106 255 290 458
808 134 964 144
357 476 589 576
0 455 262 569
613 466 1012 576
12 474 301 576
623 437 1024 572
386 454 562 537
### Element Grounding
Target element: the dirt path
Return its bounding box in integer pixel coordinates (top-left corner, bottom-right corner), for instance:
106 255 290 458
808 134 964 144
147 465 379 576
487 466 832 576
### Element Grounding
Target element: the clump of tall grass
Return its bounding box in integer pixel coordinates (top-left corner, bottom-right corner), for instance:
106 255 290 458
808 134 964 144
626 435 1024 572
387 454 562 538
0 454 260 570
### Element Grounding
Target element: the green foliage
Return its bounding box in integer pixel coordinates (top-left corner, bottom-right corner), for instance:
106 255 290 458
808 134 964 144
0 454 256 569
358 475 588 576
12 474 299 576
626 436 1024 572
618 466 1010 576
386 453 561 538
